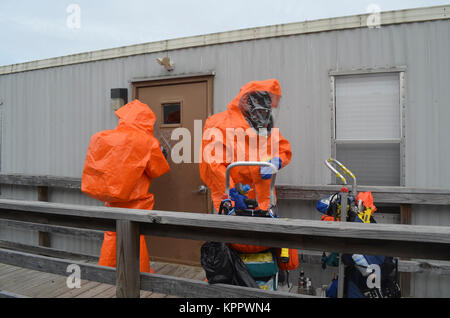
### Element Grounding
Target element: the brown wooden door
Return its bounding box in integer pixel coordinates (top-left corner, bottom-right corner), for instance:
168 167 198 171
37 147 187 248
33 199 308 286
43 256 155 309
133 76 213 266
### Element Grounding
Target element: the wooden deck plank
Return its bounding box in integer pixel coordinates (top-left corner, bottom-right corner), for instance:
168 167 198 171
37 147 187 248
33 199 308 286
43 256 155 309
0 263 25 276
148 292 168 298
10 272 58 295
56 281 103 298
39 278 90 298
145 262 204 298
155 263 179 276
27 276 69 298
0 261 174 298
150 262 167 272
188 268 206 281
166 264 191 279
0 263 77 298
0 263 56 297
152 263 170 274
75 283 115 298
0 268 35 290
182 268 198 280
140 290 154 298
48 280 105 298
0 264 29 277
1 260 218 298
94 285 116 298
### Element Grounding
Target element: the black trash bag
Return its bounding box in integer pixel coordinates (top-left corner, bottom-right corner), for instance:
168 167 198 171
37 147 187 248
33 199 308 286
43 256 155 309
228 246 259 288
201 242 258 288
201 242 234 284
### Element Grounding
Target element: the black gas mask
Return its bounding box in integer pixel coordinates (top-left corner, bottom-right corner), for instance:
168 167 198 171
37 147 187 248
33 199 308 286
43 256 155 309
245 92 274 131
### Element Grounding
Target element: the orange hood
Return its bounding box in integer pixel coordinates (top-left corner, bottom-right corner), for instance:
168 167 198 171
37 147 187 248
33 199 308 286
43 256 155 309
227 79 282 129
115 99 156 134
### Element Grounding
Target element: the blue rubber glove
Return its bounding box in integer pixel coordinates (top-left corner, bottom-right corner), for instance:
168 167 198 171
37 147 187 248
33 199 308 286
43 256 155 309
260 157 282 180
229 188 248 210
326 278 338 298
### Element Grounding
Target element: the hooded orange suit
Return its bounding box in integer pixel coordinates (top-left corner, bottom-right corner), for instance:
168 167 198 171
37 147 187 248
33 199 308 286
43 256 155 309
200 79 292 253
82 99 170 273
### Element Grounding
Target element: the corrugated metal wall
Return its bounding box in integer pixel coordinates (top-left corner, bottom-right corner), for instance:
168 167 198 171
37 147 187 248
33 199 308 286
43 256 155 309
0 19 449 297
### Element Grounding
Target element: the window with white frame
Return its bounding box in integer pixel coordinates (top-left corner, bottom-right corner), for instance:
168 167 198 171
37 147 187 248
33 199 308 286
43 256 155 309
332 72 404 186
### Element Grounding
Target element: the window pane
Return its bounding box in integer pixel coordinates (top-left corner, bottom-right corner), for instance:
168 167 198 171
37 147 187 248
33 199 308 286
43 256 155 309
336 143 400 186
163 103 181 124
335 73 400 140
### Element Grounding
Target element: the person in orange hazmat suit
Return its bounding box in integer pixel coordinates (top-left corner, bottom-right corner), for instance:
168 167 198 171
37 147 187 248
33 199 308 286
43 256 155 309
81 99 170 273
199 79 293 256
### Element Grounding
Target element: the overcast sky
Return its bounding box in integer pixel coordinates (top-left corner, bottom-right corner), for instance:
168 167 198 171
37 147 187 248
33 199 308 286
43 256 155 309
0 0 448 66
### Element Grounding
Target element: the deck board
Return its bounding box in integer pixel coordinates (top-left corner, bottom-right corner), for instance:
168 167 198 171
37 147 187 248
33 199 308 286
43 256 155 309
0 260 302 297
74 283 115 298
11 272 57 295
29 277 70 298
0 268 34 290
56 281 103 298
0 261 206 298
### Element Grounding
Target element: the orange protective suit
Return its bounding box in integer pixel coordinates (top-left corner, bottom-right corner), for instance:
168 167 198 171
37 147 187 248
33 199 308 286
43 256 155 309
81 99 170 273
200 79 292 253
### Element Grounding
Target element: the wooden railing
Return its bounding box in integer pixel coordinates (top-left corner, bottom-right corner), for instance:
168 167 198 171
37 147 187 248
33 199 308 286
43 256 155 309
275 184 450 296
0 198 449 298
1 174 450 298
2 174 449 204
276 184 450 205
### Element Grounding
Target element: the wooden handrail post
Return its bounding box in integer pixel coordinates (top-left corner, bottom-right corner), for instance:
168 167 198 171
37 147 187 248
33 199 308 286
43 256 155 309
37 186 50 247
337 191 348 298
116 220 140 298
400 204 412 297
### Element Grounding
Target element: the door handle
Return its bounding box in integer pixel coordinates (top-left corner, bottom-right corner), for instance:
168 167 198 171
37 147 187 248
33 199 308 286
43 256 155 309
196 185 208 194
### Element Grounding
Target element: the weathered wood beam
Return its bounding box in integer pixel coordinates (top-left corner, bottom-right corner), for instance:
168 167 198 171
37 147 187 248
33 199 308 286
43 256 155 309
400 204 413 297
0 240 99 262
299 251 450 276
116 221 140 298
140 222 450 260
1 174 450 205
139 272 311 298
276 185 450 205
0 174 81 189
0 248 116 286
0 290 29 298
0 199 449 261
2 218 448 275
0 219 104 241
0 248 306 298
37 186 51 248
0 209 115 233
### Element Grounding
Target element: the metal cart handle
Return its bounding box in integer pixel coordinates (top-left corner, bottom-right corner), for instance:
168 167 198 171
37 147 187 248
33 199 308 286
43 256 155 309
325 157 357 194
225 161 278 207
